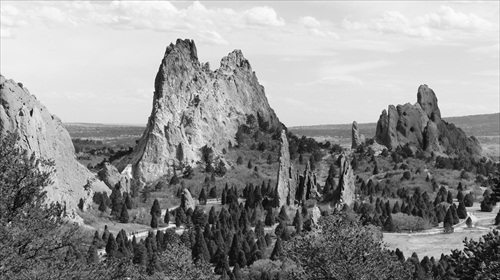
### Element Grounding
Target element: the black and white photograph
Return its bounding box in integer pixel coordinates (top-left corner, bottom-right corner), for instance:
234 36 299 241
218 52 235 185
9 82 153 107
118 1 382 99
1 1 499 279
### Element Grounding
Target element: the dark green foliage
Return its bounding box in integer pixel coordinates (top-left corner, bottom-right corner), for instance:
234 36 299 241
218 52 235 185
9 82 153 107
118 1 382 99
247 160 253 169
183 165 194 179
384 213 396 232
444 208 454 233
278 206 289 222
151 214 158 228
86 245 98 264
228 234 241 266
270 237 283 261
292 209 303 234
457 201 467 219
373 164 379 175
192 230 210 263
265 209 276 226
480 196 493 212
466 217 473 228
120 203 129 223
150 199 161 217
402 170 412 180
105 233 118 258
199 188 207 205
164 208 170 224
141 186 151 202
232 263 242 280
215 160 227 176
464 193 474 207
447 192 453 204
236 156 243 165
98 199 108 212
283 212 412 279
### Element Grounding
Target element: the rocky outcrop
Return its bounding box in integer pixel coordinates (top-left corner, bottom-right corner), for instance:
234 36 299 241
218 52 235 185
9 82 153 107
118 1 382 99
296 162 320 203
375 85 481 157
274 130 296 207
332 152 356 207
351 121 365 149
0 75 109 218
120 39 280 183
98 162 131 192
181 188 195 211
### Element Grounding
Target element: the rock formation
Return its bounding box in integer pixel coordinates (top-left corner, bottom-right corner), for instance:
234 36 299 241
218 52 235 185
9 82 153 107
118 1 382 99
351 121 365 149
120 39 280 183
98 162 131 192
274 130 296 207
181 188 195 211
296 162 320 203
0 75 109 218
375 85 481 157
331 152 356 207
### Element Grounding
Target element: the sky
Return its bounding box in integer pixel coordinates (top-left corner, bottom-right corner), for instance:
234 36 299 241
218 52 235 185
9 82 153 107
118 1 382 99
1 1 499 126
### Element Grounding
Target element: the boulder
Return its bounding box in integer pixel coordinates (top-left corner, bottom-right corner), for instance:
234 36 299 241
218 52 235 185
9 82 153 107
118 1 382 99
0 75 109 218
375 85 481 158
181 188 196 211
119 39 280 184
274 130 296 207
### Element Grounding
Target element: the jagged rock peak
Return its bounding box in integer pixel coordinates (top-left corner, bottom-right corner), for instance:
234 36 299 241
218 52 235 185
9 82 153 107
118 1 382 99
121 39 280 183
334 152 356 207
351 121 365 149
0 75 109 220
275 130 295 208
375 84 481 158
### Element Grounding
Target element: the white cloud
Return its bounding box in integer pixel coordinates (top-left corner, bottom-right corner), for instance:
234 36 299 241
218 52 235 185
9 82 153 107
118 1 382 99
0 1 285 44
298 16 339 38
467 43 500 58
342 5 495 40
419 5 495 31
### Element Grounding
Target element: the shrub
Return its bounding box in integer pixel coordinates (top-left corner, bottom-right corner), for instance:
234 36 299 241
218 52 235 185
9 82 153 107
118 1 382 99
402 171 412 181
391 213 431 232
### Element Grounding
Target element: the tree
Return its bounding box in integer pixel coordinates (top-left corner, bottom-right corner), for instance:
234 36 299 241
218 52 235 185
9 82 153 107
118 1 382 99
236 156 243 165
444 208 454 233
270 237 283 261
265 209 276 226
183 165 194 179
247 160 253 169
457 200 467 219
124 192 133 209
466 217 473 228
192 230 210 263
105 233 118 258
480 196 493 212
283 213 412 279
278 206 289 222
120 203 129 223
384 213 396 232
150 199 161 217
151 214 159 228
464 193 474 207
98 199 108 212
199 188 207 205
292 210 303 234
86 244 98 264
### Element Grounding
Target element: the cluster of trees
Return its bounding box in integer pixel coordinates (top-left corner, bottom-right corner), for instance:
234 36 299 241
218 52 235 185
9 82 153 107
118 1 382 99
92 186 133 223
435 155 499 179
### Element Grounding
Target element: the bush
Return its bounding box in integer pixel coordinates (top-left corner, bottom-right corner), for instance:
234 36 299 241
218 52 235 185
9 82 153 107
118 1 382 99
391 213 431 232
402 171 412 181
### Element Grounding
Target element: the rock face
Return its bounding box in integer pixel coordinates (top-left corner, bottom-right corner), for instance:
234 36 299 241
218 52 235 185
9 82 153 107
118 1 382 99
274 130 296 207
296 163 320 203
375 85 481 157
351 121 365 149
0 75 109 217
181 188 195 211
332 152 356 207
98 162 131 192
121 39 280 183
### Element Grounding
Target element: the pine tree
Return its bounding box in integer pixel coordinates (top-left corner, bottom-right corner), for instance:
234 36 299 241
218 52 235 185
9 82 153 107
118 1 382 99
92 230 104 248
120 203 129 223
447 191 453 204
292 209 303 234
233 263 242 280
457 200 467 219
466 216 473 228
237 250 247 268
247 160 253 169
192 229 210 263
451 204 459 224
213 248 230 275
270 237 283 261
299 154 304 164
265 209 275 226
86 244 98 264
150 199 161 217
105 233 118 258
278 205 289 222
146 252 160 275
443 207 454 232
228 233 241 266
98 199 107 212
464 193 474 207
151 214 158 229
457 191 464 202
133 243 148 265
102 225 110 243
164 208 170 224
199 188 207 205
383 213 396 232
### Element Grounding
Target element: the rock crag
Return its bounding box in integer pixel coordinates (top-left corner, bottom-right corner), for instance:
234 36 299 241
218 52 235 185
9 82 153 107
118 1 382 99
351 121 365 149
0 75 109 218
121 39 280 183
332 152 356 207
375 85 481 157
274 130 296 207
98 162 131 192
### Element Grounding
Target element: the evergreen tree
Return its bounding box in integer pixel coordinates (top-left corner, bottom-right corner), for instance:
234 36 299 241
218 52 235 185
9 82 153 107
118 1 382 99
120 203 129 223
443 208 454 233
164 208 170 224
466 217 473 228
98 199 107 212
384 213 396 232
457 191 464 202
266 154 272 164
292 209 303 234
457 200 467 219
110 187 123 217
299 154 304 164
270 237 283 261
278 205 289 222
199 188 207 205
228 233 241 266
373 164 379 175
451 204 460 224
86 244 98 264
464 193 474 207
265 209 275 226
213 248 230 275
124 192 133 209
275 220 287 237
151 213 158 228
92 230 104 248
233 263 242 280
237 250 247 268
146 252 160 275
105 233 118 258
192 229 210 263
446 192 453 204
133 242 148 265
150 199 161 217
247 160 253 169
102 225 110 243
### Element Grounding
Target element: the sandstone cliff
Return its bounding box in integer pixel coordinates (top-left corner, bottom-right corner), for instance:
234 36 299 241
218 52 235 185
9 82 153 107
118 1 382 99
121 39 280 183
332 152 356 207
0 75 109 218
375 85 481 157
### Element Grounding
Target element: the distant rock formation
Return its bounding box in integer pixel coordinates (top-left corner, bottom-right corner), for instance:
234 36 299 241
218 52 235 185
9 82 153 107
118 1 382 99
351 121 365 149
121 39 280 183
98 162 131 192
274 130 296 207
296 162 320 203
332 152 356 207
375 85 481 157
0 75 109 219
